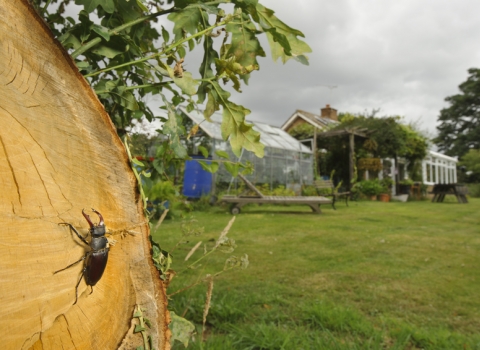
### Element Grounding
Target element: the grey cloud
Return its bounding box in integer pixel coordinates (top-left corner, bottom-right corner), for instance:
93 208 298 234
226 0 480 135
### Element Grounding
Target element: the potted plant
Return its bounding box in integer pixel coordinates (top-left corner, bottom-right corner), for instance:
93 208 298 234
358 179 384 200
378 178 393 202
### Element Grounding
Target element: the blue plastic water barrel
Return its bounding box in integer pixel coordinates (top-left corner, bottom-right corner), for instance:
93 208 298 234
182 156 212 198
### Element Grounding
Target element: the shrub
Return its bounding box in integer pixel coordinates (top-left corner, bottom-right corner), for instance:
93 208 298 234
357 179 385 196
466 183 480 198
301 185 318 196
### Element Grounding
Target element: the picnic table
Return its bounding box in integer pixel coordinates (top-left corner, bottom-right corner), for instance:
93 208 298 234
431 184 468 203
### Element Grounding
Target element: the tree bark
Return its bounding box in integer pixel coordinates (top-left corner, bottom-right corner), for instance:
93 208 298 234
0 1 170 349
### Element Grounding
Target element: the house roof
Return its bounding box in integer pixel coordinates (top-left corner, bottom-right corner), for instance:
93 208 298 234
178 107 312 153
281 109 339 131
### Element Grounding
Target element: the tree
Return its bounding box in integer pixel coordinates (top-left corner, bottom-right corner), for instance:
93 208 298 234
30 0 311 162
315 113 428 186
459 149 480 183
436 68 480 158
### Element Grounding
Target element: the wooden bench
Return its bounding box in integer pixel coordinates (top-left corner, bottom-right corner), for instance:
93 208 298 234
221 174 332 214
314 179 350 210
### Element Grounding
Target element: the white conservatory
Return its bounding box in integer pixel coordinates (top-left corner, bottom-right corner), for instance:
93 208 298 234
421 150 458 185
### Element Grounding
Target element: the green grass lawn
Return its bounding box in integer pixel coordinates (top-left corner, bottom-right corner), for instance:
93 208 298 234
152 198 480 349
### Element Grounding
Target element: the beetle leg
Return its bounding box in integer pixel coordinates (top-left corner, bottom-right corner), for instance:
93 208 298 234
53 252 88 274
73 267 86 305
59 222 89 246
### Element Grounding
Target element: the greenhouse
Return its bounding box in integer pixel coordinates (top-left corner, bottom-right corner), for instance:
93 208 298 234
178 107 314 194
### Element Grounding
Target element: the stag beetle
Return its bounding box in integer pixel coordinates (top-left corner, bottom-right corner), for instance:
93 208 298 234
54 209 108 305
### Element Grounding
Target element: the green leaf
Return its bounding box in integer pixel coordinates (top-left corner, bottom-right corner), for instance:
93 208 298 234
293 54 309 66
224 162 239 177
215 57 259 92
198 36 218 103
198 145 209 158
185 3 220 15
229 116 264 158
91 45 123 58
265 27 291 56
132 158 144 166
136 0 148 12
149 236 172 276
173 71 199 96
134 324 146 333
161 95 188 159
76 61 90 69
117 0 143 22
255 3 312 64
168 7 203 42
140 170 151 178
118 90 139 111
204 91 219 121
198 160 220 173
209 82 264 157
215 150 229 159
60 33 81 50
105 80 119 91
75 0 114 13
226 12 265 83
232 0 259 13
169 311 195 348
91 24 111 41
161 25 170 43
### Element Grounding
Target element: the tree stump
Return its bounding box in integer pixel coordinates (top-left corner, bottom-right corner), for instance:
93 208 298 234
0 1 169 349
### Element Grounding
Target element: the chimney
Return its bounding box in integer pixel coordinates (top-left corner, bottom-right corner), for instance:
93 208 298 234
321 104 338 121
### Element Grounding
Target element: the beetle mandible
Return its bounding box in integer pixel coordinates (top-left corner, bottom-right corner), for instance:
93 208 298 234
54 208 109 305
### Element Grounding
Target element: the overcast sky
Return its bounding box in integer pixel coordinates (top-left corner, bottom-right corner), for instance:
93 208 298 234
216 0 480 137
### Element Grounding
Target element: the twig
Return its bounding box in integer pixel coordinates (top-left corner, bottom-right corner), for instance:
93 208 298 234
153 208 169 233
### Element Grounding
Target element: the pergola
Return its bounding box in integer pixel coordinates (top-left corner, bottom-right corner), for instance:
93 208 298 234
316 127 370 191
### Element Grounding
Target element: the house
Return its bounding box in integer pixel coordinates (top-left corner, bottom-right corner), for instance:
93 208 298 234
281 105 458 190
281 105 339 135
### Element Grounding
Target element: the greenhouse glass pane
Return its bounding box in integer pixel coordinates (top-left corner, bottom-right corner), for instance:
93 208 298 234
268 135 294 151
300 160 314 184
300 152 312 160
271 158 287 186
254 123 279 135
271 148 286 157
259 133 278 148
286 158 300 183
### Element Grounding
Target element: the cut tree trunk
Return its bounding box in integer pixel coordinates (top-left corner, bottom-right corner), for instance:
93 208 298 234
0 1 170 349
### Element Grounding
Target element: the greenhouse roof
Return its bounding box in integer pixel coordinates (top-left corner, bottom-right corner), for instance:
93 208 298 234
178 107 312 153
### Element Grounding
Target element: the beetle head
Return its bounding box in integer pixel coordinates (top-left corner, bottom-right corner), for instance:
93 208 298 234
82 208 106 236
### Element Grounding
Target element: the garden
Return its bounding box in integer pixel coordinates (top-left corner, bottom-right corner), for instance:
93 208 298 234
154 198 480 349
